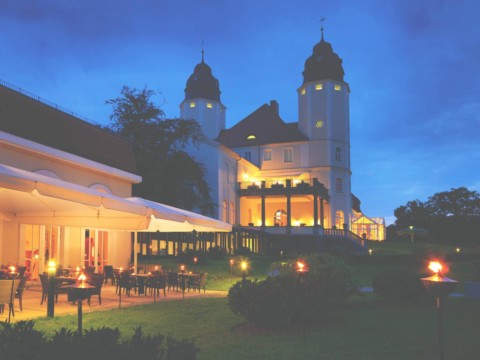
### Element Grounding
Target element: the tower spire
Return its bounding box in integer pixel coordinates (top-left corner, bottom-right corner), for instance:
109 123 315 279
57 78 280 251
320 17 326 41
201 40 205 63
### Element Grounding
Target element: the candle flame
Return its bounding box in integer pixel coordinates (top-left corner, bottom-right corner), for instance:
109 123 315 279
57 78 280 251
78 273 86 282
428 261 443 274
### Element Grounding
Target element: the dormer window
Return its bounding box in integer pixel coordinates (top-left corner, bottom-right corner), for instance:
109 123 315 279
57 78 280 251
247 135 256 140
300 88 306 95
334 84 341 91
207 103 213 109
189 102 196 108
315 83 323 90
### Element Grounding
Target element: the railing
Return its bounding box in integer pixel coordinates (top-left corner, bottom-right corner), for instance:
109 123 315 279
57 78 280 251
323 229 366 247
238 178 313 190
0 78 97 125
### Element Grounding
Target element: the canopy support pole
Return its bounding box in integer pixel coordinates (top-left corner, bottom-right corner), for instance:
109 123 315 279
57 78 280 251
134 232 138 273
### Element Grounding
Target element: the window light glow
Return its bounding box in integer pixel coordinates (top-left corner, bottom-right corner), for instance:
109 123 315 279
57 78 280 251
207 103 213 109
334 84 341 91
189 102 196 108
247 134 256 139
301 88 306 95
315 83 323 90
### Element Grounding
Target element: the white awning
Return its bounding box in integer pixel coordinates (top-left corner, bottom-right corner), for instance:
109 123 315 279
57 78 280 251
0 164 231 232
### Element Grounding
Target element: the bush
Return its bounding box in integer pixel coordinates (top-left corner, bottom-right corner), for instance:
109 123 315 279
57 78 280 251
372 270 429 304
235 246 252 256
208 246 227 260
228 254 355 327
177 249 207 265
0 321 199 360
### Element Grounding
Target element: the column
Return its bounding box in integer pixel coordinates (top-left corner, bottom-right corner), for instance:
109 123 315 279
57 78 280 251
261 195 266 227
320 198 325 227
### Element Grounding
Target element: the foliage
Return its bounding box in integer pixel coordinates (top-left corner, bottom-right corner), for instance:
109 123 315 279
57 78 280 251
393 187 480 244
227 254 355 327
234 246 252 256
0 321 198 360
207 246 227 260
470 260 480 282
177 249 207 265
372 269 429 304
106 86 214 215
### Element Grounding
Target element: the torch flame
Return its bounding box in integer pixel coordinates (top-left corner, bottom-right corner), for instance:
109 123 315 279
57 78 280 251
297 262 305 272
78 273 86 283
428 261 443 274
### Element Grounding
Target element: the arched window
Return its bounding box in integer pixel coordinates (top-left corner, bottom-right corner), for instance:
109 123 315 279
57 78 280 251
274 209 287 226
335 210 344 229
335 147 342 162
222 201 227 222
335 178 343 193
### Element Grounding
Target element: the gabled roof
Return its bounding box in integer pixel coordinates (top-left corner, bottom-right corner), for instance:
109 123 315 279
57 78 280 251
0 83 137 174
216 102 307 148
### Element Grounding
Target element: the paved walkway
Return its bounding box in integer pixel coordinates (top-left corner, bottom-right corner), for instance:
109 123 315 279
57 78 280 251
1 280 227 323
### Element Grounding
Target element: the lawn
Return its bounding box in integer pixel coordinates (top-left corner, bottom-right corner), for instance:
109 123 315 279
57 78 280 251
32 296 480 359
30 243 480 359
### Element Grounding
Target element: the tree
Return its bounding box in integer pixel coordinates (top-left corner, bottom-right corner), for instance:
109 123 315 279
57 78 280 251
393 187 480 244
106 86 214 215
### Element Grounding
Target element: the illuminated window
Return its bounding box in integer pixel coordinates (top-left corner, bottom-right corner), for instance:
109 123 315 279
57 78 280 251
247 134 256 140
189 102 196 108
315 120 324 129
207 103 213 109
315 83 323 90
334 84 341 91
244 151 252 161
300 88 306 95
335 210 345 228
263 150 272 161
335 178 343 193
284 148 293 163
335 147 342 161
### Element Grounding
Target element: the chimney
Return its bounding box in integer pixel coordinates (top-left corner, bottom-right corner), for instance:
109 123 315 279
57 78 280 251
269 100 279 115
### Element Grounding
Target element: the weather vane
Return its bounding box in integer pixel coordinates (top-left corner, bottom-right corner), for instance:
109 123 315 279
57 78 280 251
320 17 326 40
201 40 205 62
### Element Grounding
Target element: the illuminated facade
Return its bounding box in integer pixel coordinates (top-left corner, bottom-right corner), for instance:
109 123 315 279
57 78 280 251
181 30 381 241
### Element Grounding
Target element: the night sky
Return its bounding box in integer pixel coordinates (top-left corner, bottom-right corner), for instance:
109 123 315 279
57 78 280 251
1 1 479 224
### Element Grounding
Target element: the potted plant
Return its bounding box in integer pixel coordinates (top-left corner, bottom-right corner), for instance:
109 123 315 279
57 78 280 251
465 260 480 299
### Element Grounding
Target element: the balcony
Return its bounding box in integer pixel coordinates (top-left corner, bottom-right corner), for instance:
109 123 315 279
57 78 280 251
238 178 329 199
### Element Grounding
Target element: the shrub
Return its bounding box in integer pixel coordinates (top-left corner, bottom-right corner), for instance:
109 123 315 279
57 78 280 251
235 246 252 256
372 270 429 304
0 321 199 360
228 254 355 327
208 246 227 260
178 249 207 265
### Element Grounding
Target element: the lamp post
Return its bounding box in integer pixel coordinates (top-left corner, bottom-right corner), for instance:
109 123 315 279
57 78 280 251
47 260 56 318
241 261 248 282
7 266 18 323
296 261 308 288
421 261 458 360
229 259 234 283
68 273 94 335
118 267 123 308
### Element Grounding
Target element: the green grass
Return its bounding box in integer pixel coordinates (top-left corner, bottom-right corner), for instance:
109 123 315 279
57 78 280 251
32 296 480 359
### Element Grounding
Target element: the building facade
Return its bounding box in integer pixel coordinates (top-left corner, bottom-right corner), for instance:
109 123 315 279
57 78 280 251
180 31 384 241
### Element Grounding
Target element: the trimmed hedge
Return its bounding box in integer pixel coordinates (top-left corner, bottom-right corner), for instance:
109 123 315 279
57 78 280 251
228 254 355 327
0 321 199 360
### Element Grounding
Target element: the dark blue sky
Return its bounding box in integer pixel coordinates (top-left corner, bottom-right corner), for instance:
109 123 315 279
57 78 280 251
1 0 479 224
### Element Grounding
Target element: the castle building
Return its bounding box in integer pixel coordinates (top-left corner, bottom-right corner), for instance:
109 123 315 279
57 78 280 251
180 30 385 243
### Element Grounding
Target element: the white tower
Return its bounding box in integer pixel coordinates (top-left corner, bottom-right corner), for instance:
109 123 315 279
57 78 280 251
298 27 352 229
180 49 226 140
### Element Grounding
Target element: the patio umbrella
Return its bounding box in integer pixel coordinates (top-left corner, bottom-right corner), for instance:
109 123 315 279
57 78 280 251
397 226 428 243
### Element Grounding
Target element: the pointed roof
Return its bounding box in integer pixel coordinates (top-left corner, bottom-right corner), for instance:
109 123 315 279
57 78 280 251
302 29 344 84
216 102 307 148
184 50 221 101
0 83 137 174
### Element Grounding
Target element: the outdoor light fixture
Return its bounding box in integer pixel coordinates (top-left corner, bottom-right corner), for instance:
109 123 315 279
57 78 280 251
421 261 458 360
241 261 248 281
47 260 56 318
456 248 460 253
193 257 198 265
78 273 86 285
180 264 186 272
368 249 373 256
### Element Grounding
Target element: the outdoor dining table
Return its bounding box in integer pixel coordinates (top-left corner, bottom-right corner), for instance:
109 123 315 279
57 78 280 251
132 274 153 295
178 273 200 296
